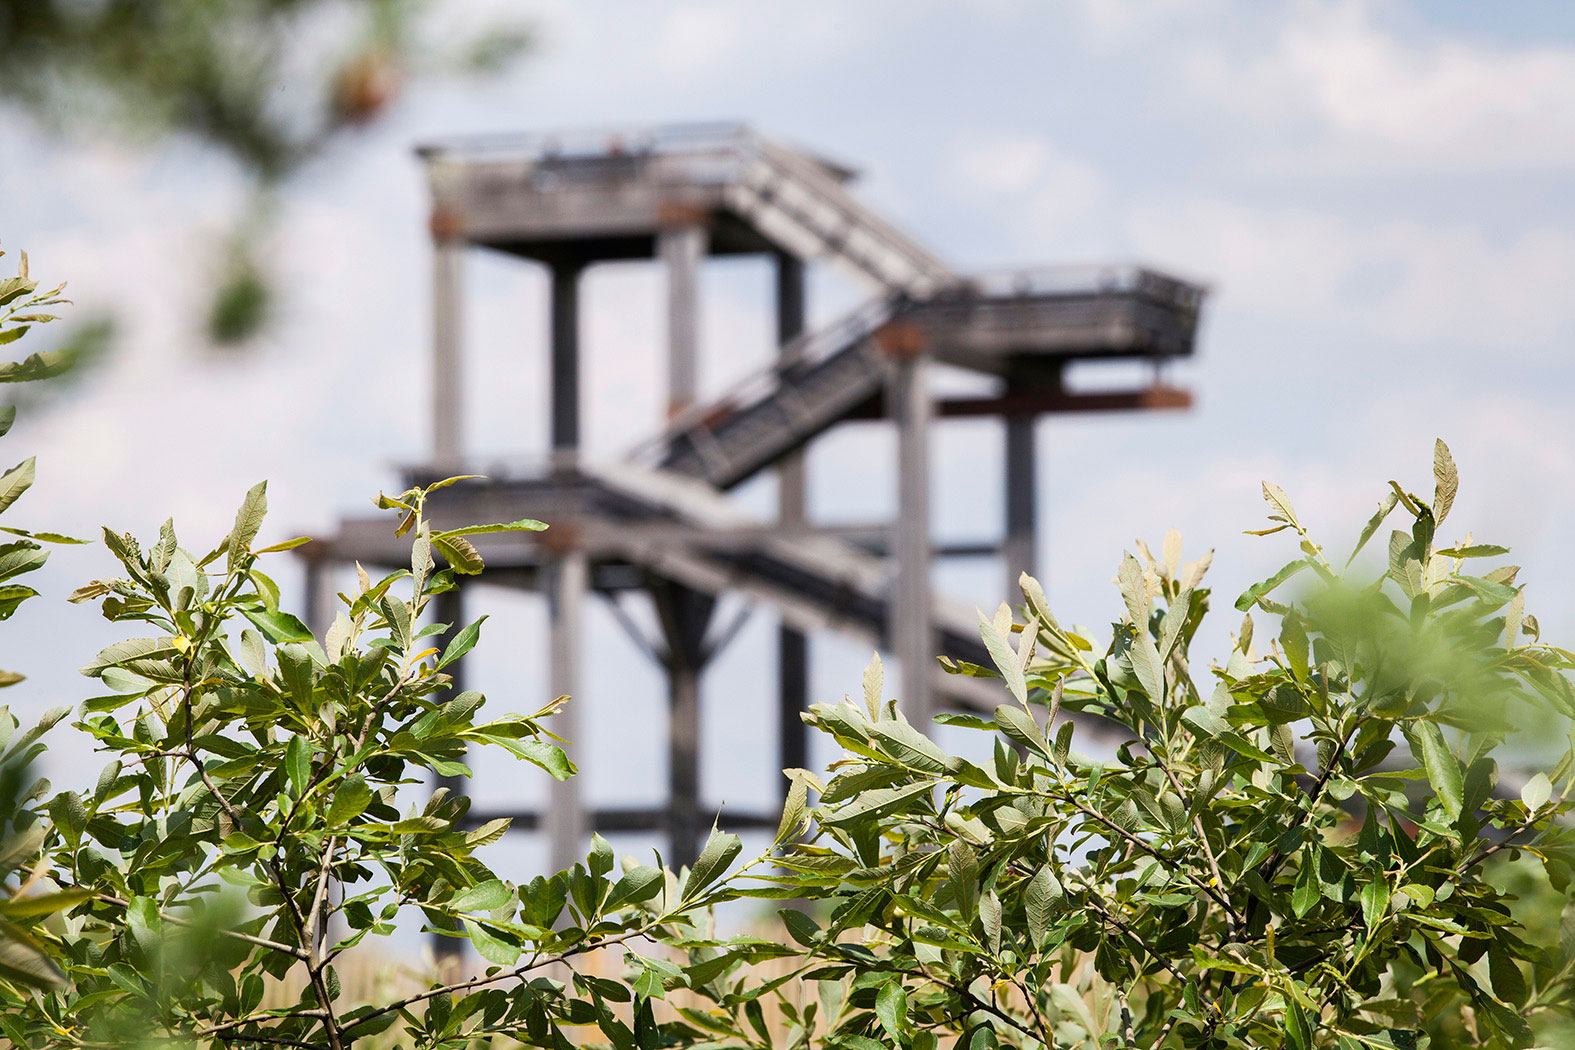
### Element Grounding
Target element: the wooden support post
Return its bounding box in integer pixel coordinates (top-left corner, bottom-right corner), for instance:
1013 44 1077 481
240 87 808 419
1003 412 1037 605
550 262 583 468
774 251 810 782
651 582 715 869
301 556 333 638
888 353 933 726
660 224 706 419
431 235 465 468
431 585 467 959
545 546 587 874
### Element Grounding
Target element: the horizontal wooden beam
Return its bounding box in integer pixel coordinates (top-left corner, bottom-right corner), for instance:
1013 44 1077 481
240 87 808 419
845 383 1191 421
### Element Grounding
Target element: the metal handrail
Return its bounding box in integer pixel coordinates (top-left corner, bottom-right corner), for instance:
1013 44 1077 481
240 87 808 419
961 263 1209 309
416 121 757 162
623 291 903 467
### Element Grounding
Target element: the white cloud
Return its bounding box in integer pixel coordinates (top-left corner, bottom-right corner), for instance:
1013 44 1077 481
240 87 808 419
950 133 1115 252
1127 197 1575 350
1183 0 1575 172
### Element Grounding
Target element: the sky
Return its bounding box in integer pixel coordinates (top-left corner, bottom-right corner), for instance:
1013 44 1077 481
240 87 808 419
3 0 1575 876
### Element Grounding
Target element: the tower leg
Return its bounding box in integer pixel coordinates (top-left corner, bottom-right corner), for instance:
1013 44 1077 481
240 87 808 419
431 237 464 468
660 224 706 420
889 354 933 726
431 584 468 959
774 251 810 784
550 262 583 469
545 548 587 874
651 581 715 868
1003 412 1037 604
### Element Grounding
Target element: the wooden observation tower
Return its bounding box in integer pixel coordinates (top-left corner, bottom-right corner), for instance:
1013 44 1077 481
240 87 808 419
306 122 1207 884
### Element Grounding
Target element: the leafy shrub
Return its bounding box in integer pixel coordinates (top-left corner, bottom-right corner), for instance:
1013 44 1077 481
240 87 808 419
778 442 1575 1049
0 242 1570 1047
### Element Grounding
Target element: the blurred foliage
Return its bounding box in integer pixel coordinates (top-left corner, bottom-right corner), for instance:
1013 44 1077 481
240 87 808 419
2 247 1573 1046
0 0 532 346
772 441 1575 1048
0 246 97 998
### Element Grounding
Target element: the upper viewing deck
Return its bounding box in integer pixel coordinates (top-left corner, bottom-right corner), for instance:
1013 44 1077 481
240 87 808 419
418 121 954 292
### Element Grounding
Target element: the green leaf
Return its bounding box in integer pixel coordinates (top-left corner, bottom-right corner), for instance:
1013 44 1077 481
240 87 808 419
241 606 313 644
285 735 310 797
437 615 487 670
1437 544 1509 559
1128 630 1164 700
461 919 521 965
868 718 948 773
979 606 1026 705
862 652 883 720
1410 721 1464 821
1361 880 1391 929
819 780 934 827
1025 865 1063 947
979 889 1002 955
683 827 743 902
1348 491 1400 567
226 481 268 569
1234 559 1309 612
994 704 1048 758
875 981 909 1043
80 638 178 678
451 879 510 912
0 887 92 919
607 866 664 909
431 534 483 575
775 775 808 846
1292 853 1320 918
1521 772 1552 811
326 774 373 824
1488 939 1528 1007
0 923 66 990
1433 439 1457 526
0 458 34 515
434 519 547 537
253 536 312 554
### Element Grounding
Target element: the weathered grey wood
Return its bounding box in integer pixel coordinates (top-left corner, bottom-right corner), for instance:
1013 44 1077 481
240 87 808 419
431 585 468 958
888 354 933 727
650 582 715 868
662 224 706 419
551 262 583 465
775 251 810 786
308 125 1212 885
545 548 587 873
1003 412 1037 604
431 238 465 466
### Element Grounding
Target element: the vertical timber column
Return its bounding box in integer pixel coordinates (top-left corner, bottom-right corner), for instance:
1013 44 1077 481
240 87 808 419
774 252 809 782
1003 412 1038 605
544 543 587 873
301 554 332 638
660 221 706 419
430 222 465 468
431 585 467 959
653 582 715 870
545 254 587 874
888 345 934 726
550 261 583 468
